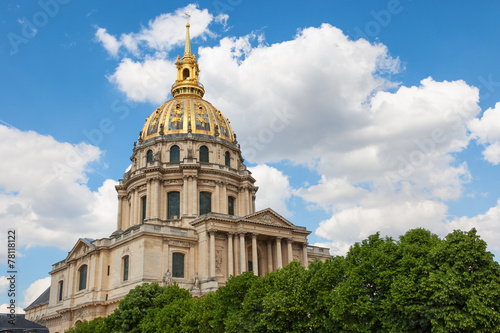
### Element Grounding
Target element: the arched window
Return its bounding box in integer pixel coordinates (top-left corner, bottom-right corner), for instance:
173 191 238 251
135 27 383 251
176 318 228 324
123 256 129 281
168 192 180 219
199 192 212 215
146 150 153 163
228 196 235 216
225 151 231 167
183 68 190 80
172 253 185 278
199 146 209 163
58 280 64 302
142 196 147 221
170 145 180 162
78 265 87 291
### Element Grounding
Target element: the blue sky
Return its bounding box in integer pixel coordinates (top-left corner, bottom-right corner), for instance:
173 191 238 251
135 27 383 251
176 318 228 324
2 0 500 312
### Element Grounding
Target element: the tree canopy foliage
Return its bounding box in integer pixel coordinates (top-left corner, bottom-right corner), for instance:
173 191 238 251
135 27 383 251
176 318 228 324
66 228 500 333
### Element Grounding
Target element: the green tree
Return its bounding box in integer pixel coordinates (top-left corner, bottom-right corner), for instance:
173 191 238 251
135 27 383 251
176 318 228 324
424 228 500 332
307 256 346 332
65 317 108 333
107 282 165 333
383 228 441 332
209 271 258 332
328 232 398 332
139 284 193 333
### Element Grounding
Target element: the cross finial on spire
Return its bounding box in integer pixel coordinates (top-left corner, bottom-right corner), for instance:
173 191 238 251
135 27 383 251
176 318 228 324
184 12 191 56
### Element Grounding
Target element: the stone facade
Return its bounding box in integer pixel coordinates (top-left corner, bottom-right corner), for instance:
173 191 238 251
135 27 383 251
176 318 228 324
24 19 331 333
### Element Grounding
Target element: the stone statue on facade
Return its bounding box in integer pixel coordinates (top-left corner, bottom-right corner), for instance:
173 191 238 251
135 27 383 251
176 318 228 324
163 269 173 286
191 272 201 291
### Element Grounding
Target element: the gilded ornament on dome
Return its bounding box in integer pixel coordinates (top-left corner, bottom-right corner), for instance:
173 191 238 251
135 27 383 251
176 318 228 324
196 106 206 117
171 116 182 125
196 116 207 123
149 107 162 129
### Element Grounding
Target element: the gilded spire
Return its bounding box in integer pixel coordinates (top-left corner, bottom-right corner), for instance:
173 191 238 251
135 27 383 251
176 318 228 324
172 14 205 98
184 13 191 57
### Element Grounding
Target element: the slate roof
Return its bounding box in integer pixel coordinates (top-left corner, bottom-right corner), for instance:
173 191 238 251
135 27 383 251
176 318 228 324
0 313 48 332
24 287 50 311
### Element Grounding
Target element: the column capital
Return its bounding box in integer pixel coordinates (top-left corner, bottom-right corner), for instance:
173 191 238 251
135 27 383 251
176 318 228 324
251 232 258 238
207 229 218 236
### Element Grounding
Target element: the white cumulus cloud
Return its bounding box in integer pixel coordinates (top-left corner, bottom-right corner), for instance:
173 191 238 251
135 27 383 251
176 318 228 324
108 57 175 104
447 199 500 252
0 125 117 250
95 4 217 57
469 102 500 164
98 7 500 257
23 277 50 308
0 304 24 314
249 164 292 218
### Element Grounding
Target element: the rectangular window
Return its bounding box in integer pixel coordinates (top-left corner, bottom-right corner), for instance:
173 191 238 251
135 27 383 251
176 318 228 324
58 281 63 302
78 265 87 291
107 265 110 276
200 192 212 215
172 253 185 278
168 192 180 219
142 196 147 221
228 196 234 216
123 256 129 281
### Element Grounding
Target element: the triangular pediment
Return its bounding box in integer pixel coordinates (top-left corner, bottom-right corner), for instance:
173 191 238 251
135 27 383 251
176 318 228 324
66 238 96 261
241 208 295 227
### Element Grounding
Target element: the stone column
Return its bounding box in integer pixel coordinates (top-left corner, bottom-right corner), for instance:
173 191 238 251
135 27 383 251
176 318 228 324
215 181 220 213
183 176 188 216
117 195 123 230
267 240 273 273
134 189 140 224
287 239 293 264
302 243 308 267
239 233 246 273
209 230 216 277
246 187 251 215
89 254 96 290
252 233 258 276
221 183 228 214
276 237 283 269
146 179 151 219
199 233 208 279
234 234 240 275
154 178 160 218
227 233 234 277
192 176 198 215
238 188 244 216
164 241 170 273
67 263 74 297
130 195 135 227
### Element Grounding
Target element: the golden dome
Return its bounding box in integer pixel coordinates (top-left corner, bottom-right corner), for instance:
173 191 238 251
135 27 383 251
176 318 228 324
140 96 235 142
140 16 235 144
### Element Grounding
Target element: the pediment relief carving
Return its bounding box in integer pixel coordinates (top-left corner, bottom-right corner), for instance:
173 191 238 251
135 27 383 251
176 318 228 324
67 241 92 261
244 209 294 227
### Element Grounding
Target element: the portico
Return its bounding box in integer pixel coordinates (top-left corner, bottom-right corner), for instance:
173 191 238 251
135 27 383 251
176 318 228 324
192 208 312 286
